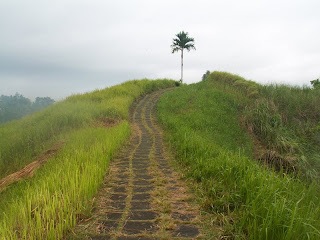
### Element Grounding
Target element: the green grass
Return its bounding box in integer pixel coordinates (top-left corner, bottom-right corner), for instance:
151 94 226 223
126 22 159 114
204 72 320 181
0 79 175 179
158 80 320 239
0 79 175 239
0 123 130 239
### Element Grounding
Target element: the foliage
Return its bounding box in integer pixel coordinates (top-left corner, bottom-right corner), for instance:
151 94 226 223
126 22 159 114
33 97 55 111
171 31 196 54
204 71 260 98
311 78 320 89
0 123 130 239
0 79 175 239
158 81 320 239
0 94 55 124
206 72 320 180
201 70 210 81
0 79 175 179
171 31 196 83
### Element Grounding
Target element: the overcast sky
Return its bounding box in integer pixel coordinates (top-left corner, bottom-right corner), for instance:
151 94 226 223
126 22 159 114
1 0 320 100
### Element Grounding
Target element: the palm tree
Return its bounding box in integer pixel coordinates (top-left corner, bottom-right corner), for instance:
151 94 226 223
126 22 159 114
171 31 196 83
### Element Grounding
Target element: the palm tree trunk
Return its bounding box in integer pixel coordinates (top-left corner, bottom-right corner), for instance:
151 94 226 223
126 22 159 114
181 49 184 83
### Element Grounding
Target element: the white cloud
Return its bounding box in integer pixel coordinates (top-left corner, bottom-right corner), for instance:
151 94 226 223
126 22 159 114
0 0 320 99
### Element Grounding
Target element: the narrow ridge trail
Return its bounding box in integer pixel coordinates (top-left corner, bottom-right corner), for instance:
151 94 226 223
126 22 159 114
71 89 206 240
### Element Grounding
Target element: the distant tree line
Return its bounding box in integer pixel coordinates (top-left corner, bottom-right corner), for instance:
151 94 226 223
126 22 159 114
0 93 55 124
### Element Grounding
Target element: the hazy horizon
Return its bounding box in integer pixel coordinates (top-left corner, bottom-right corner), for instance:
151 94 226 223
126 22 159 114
1 0 320 100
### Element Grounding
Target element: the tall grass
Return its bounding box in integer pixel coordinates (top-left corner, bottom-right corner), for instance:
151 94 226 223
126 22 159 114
0 79 175 239
0 123 130 239
0 79 175 179
204 72 320 180
158 80 320 239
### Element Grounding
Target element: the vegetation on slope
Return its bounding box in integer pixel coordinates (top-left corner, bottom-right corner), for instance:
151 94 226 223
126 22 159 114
0 79 175 179
204 72 320 180
0 124 130 239
0 79 175 239
158 77 320 239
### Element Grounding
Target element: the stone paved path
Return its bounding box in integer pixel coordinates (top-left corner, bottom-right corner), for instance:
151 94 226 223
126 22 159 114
71 89 204 240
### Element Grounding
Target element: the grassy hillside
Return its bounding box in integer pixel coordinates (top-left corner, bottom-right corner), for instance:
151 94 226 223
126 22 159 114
0 79 175 179
0 79 175 239
158 75 320 239
204 72 320 181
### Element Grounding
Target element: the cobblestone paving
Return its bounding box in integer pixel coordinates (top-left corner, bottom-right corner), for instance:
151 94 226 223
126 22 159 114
72 90 203 240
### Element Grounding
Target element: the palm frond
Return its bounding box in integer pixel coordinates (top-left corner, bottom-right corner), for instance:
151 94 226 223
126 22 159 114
171 31 196 53
184 43 196 51
171 46 181 53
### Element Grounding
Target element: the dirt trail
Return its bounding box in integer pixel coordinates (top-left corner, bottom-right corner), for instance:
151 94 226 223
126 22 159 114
71 89 205 239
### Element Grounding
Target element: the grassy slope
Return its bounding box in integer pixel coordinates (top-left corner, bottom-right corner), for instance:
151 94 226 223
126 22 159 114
204 72 320 180
158 79 320 239
0 79 174 179
0 79 175 239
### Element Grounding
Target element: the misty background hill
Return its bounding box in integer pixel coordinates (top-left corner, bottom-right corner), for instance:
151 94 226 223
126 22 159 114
0 94 55 124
